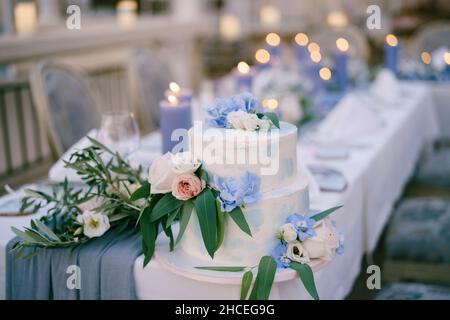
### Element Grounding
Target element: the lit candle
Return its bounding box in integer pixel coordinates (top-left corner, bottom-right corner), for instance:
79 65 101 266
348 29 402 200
220 14 241 42
165 82 193 103
384 34 399 76
319 67 332 82
334 37 349 89
117 0 138 28
233 61 254 92
159 95 192 154
14 2 37 36
265 32 281 60
261 98 281 117
255 48 271 70
307 46 324 94
260 6 281 27
294 33 310 66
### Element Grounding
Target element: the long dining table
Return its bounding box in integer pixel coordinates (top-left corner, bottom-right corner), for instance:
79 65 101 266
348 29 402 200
0 81 442 300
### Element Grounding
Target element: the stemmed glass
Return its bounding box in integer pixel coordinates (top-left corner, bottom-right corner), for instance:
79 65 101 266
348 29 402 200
96 112 140 159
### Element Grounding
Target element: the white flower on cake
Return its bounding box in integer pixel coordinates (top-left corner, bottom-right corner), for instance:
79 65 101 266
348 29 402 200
149 152 202 194
226 110 272 131
78 211 110 238
171 173 206 200
279 223 298 243
286 241 310 264
302 219 339 261
171 151 202 174
148 153 178 193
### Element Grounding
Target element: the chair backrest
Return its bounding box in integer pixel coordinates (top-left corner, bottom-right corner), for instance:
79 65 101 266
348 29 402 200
408 20 450 58
311 24 369 61
29 61 101 159
127 48 172 134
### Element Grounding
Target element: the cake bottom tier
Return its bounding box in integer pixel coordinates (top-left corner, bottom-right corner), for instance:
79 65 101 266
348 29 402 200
180 177 309 266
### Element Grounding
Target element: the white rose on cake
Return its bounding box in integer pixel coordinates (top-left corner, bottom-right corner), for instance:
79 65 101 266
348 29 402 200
149 151 202 194
78 210 110 238
280 223 298 243
227 110 272 131
302 219 339 261
171 151 202 174
227 110 247 130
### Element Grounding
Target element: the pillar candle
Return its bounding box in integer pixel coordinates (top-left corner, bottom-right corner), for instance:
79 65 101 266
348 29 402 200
294 33 310 68
384 34 399 76
160 96 192 154
165 82 193 104
334 38 349 89
233 61 254 92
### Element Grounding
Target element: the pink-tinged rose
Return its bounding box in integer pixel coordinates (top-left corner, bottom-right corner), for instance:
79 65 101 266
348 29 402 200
302 219 338 261
171 174 206 200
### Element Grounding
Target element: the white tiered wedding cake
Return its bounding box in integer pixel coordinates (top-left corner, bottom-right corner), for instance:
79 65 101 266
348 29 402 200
182 122 310 266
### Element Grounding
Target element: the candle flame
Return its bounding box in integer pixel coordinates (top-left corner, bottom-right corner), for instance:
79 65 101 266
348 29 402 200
167 95 178 106
237 61 250 74
319 67 332 81
169 82 181 93
262 98 279 110
326 11 348 28
421 51 431 65
310 51 322 63
255 49 271 64
266 33 281 47
295 33 309 46
386 34 398 47
444 52 450 65
260 5 281 26
336 37 349 52
307 42 320 53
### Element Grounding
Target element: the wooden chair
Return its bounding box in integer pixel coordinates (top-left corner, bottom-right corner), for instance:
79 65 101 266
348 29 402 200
29 61 101 159
127 48 172 134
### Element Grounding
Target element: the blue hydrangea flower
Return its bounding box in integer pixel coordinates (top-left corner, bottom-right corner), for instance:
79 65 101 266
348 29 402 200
286 214 316 241
332 220 345 255
206 93 259 128
271 242 290 269
230 92 257 113
214 171 261 212
206 98 240 128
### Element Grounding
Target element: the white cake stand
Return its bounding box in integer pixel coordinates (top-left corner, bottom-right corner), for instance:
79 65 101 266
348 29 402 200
154 225 330 286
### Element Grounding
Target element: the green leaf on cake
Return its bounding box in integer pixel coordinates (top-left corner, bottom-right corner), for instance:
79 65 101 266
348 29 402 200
310 205 343 222
130 181 150 202
264 112 280 129
195 266 246 272
165 207 180 229
250 256 277 300
193 189 218 258
290 262 319 300
175 201 194 246
216 201 225 250
33 220 60 242
229 207 252 237
240 270 254 300
140 206 158 267
150 193 183 222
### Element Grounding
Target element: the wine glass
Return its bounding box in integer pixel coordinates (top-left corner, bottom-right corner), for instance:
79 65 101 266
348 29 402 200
96 112 140 158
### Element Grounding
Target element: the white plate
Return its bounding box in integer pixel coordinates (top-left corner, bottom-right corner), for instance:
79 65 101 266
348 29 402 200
154 224 330 285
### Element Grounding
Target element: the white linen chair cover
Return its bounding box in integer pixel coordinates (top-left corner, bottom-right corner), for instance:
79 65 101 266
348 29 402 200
29 61 101 159
127 48 172 134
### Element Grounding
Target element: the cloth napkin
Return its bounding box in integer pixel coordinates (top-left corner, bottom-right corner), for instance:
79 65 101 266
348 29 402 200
48 130 160 183
48 129 98 183
370 69 401 105
314 93 384 144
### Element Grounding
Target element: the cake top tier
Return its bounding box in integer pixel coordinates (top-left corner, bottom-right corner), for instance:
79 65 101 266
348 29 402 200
188 121 299 194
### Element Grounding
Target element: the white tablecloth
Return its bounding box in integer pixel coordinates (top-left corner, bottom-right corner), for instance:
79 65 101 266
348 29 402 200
133 82 439 299
0 82 441 300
